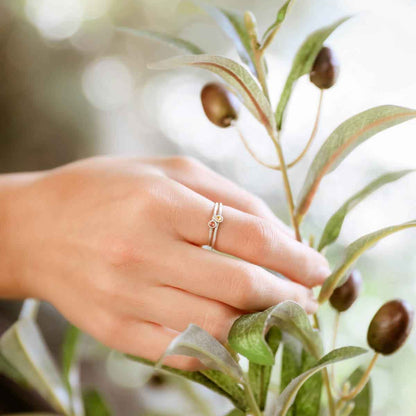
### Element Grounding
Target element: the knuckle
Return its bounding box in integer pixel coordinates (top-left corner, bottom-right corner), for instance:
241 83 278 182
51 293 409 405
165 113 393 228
103 238 145 268
200 305 235 342
230 263 260 309
167 156 200 172
244 218 275 259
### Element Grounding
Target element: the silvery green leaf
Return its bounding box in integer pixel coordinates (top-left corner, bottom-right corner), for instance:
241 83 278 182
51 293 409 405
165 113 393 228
192 0 256 75
274 347 367 416
149 54 275 131
249 327 281 409
348 368 372 416
275 17 350 129
126 354 248 411
319 220 416 303
158 324 243 382
261 0 294 46
116 27 204 54
294 350 322 416
83 390 111 416
318 170 415 251
224 410 245 416
228 301 323 365
0 319 71 415
296 105 416 219
2 414 60 416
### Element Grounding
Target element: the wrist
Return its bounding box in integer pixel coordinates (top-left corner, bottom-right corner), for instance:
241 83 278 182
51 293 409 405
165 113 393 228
0 171 45 299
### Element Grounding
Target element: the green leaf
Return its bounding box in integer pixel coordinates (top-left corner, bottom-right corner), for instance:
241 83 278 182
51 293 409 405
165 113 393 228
319 220 416 303
2 414 61 416
228 301 323 365
192 0 256 76
224 410 245 416
274 347 367 416
158 324 243 382
127 355 248 411
318 170 415 251
0 350 28 386
62 324 80 393
149 54 274 131
275 17 350 129
249 327 281 409
294 350 322 416
0 319 71 415
348 368 372 416
280 336 303 416
261 0 294 46
296 105 416 219
116 27 204 54
83 390 111 416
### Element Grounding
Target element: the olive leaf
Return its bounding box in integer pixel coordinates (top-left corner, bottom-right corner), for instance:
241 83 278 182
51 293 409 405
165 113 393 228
280 336 302 416
0 319 71 415
158 324 243 382
0 350 27 386
296 105 416 220
228 301 323 365
294 350 322 416
224 410 245 416
127 355 248 411
348 368 372 416
191 0 257 76
318 169 415 251
273 346 367 416
2 414 61 416
61 325 84 416
116 27 204 54
275 17 350 129
83 390 111 416
319 220 416 303
261 0 294 47
249 327 281 409
148 54 275 131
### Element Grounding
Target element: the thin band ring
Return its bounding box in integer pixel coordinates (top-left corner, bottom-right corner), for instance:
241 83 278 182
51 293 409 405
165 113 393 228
208 202 223 250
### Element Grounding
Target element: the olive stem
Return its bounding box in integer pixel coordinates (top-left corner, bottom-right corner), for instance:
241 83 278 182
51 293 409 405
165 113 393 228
339 353 379 403
243 372 263 416
330 312 341 392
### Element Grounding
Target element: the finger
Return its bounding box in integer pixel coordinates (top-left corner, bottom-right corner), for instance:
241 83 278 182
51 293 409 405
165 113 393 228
144 156 293 237
171 184 330 287
155 241 318 313
123 286 241 343
99 317 203 371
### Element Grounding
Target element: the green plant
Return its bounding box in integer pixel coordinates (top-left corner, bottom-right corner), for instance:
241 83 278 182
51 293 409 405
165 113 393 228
1 2 415 416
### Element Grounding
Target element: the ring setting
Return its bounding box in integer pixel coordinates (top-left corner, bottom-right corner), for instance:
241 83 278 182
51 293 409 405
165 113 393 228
208 202 223 249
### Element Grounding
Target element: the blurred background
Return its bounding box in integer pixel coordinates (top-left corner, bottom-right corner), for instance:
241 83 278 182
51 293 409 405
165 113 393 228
1 0 416 414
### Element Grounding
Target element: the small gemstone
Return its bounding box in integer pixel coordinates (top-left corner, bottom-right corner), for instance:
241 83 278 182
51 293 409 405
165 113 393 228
208 220 217 229
215 215 224 223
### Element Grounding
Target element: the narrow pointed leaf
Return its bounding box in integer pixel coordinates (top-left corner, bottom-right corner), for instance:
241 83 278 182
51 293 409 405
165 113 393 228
280 336 302 416
319 220 416 303
296 105 416 219
294 350 322 416
274 347 367 416
149 54 274 130
318 170 415 251
159 324 243 382
127 355 248 411
0 351 27 386
275 17 350 129
249 327 281 409
261 0 294 46
192 0 256 75
83 390 111 416
225 410 245 416
348 368 372 416
0 319 71 414
228 301 323 365
116 27 204 54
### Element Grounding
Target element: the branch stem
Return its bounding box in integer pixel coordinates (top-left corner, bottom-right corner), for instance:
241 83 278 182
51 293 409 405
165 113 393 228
243 372 262 416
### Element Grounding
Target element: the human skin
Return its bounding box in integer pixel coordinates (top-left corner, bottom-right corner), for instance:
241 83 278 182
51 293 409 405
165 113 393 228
0 156 330 370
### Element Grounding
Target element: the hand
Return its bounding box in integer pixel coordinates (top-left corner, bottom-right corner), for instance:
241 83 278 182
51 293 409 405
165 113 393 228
0 156 330 370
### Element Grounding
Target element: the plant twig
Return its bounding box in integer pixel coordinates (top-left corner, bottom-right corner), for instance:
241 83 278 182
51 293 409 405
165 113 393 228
338 353 379 403
330 311 341 387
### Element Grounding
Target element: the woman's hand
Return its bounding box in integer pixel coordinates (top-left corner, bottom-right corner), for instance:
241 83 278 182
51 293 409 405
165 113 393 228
0 156 330 370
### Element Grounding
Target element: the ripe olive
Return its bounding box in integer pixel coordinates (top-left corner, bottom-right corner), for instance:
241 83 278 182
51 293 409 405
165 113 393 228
329 270 362 312
367 299 414 355
200 83 240 128
309 46 339 89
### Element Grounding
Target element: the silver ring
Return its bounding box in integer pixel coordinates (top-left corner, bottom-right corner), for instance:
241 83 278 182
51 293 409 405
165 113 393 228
208 202 223 250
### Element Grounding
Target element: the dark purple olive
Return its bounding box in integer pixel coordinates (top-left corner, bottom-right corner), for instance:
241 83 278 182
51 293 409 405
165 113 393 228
329 270 362 312
367 299 414 355
309 46 340 89
200 83 240 128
